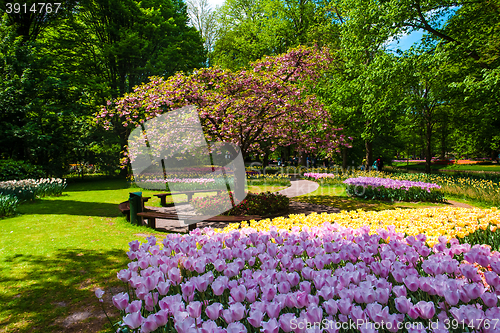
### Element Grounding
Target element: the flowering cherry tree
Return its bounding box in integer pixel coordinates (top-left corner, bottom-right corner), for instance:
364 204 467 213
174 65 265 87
96 46 352 162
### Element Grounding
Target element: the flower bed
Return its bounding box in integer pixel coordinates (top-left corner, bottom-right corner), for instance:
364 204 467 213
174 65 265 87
222 207 500 248
191 192 289 216
0 178 66 201
343 177 444 202
105 227 500 333
246 174 291 186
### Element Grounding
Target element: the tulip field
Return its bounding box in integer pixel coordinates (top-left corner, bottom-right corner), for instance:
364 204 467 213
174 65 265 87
100 171 500 333
3 174 500 332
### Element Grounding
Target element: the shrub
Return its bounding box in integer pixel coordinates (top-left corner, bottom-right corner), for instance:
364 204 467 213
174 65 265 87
225 192 289 216
191 191 289 216
0 159 46 181
0 194 18 217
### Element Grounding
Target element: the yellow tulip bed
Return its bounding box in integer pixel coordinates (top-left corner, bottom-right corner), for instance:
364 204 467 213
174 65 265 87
220 206 500 248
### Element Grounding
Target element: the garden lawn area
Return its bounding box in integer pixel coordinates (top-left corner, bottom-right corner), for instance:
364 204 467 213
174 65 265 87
291 184 454 211
0 179 166 333
0 179 291 333
391 162 500 173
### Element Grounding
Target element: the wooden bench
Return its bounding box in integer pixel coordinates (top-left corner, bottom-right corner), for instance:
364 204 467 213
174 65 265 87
153 189 224 206
136 211 261 231
118 196 151 221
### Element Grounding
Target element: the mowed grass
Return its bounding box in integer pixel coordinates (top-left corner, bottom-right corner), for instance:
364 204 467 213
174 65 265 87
0 179 176 333
0 180 291 333
391 162 500 172
291 184 472 211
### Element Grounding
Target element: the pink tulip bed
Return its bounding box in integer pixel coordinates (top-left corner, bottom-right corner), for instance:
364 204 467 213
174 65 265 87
103 224 500 333
343 177 444 203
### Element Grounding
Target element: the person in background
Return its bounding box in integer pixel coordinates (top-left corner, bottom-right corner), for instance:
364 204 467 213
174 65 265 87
376 156 384 172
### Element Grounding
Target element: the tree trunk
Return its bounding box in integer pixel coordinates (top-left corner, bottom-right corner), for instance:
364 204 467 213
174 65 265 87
299 151 307 167
342 147 348 170
425 119 432 174
365 140 373 170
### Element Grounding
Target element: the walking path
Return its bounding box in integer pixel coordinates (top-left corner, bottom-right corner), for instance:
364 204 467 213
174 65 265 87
275 179 319 197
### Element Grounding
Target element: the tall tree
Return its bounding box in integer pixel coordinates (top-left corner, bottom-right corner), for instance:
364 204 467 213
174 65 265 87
187 0 219 55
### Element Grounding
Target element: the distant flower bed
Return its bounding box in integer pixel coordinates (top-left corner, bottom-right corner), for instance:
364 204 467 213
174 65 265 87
0 178 66 201
303 171 385 186
0 178 66 217
343 177 444 202
246 174 291 186
103 227 500 333
191 191 289 216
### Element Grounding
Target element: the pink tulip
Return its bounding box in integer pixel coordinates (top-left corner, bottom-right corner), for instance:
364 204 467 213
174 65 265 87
112 292 129 310
226 322 247 333
229 302 246 321
279 313 296 332
394 296 411 314
123 311 143 329
247 309 264 327
187 301 202 318
141 314 159 333
206 303 223 320
416 301 435 320
481 292 498 307
157 281 170 295
125 300 142 313
230 285 247 303
262 318 280 333
266 302 281 318
154 309 169 327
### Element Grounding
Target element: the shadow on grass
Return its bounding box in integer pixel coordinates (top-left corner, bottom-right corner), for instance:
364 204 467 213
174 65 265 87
18 200 122 218
292 195 444 212
0 248 128 333
65 179 133 192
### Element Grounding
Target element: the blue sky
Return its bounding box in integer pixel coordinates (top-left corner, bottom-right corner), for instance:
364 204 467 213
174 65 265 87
207 0 429 52
387 30 425 52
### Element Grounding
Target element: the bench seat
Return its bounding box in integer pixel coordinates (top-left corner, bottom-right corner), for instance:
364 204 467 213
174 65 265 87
136 211 260 231
153 189 224 206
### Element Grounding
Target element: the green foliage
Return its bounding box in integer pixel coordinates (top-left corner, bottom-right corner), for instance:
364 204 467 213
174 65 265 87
0 159 46 181
0 194 19 217
212 0 337 69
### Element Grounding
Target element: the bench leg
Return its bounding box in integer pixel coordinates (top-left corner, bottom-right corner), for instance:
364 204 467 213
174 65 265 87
150 217 156 230
188 223 197 232
161 197 166 206
187 193 193 202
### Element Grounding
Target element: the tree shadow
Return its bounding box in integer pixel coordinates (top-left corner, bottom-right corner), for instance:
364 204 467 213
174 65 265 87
65 179 133 192
0 248 128 333
293 195 400 212
18 199 122 218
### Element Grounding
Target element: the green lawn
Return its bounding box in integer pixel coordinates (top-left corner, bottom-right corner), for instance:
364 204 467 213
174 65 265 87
291 184 476 211
0 180 291 333
0 179 166 333
391 162 500 173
